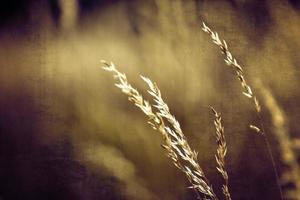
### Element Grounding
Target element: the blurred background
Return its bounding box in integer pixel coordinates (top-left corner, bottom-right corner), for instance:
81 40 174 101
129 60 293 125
0 0 300 199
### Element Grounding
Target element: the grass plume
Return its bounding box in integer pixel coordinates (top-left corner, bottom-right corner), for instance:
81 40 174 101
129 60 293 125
102 60 218 200
211 107 231 200
202 22 261 114
201 22 283 200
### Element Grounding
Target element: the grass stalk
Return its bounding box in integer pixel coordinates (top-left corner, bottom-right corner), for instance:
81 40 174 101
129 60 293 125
201 22 283 200
211 107 231 200
102 60 218 200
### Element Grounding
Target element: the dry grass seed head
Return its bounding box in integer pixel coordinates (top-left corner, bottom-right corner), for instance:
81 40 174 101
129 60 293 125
102 60 218 200
211 107 231 200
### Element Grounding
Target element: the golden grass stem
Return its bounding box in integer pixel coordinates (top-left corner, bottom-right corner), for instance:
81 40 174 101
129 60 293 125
211 107 231 200
201 22 283 200
102 60 218 200
201 22 260 114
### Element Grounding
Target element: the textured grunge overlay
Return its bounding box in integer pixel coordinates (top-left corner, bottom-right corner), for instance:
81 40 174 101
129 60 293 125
0 1 300 200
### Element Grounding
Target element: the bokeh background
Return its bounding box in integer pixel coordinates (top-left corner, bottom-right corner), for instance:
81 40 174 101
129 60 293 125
0 0 300 199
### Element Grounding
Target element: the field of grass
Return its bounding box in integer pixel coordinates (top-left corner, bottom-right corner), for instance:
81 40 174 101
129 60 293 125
0 0 300 199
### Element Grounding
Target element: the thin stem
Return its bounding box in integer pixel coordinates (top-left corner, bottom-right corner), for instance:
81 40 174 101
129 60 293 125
257 112 284 200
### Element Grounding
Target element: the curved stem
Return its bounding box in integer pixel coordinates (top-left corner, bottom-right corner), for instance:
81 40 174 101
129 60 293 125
256 112 284 200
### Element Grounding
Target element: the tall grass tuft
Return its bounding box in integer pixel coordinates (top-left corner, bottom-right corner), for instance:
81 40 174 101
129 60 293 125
102 60 218 200
100 19 298 200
